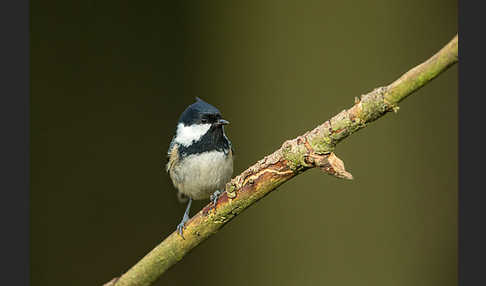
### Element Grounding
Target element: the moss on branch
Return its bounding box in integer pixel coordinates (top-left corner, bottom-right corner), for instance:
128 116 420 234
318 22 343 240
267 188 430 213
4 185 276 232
105 34 458 286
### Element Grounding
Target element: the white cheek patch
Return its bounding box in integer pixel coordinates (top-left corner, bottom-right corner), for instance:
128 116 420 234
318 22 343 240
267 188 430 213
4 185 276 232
174 123 211 147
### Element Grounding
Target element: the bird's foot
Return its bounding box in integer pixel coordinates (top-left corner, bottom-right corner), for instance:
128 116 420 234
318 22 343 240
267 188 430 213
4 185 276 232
176 213 190 238
210 190 222 208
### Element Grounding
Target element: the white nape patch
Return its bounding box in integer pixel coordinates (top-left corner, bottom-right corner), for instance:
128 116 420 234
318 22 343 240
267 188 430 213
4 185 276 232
174 123 211 147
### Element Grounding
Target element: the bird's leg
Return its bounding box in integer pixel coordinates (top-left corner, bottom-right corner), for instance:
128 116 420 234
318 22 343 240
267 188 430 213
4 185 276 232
210 190 222 207
176 198 192 238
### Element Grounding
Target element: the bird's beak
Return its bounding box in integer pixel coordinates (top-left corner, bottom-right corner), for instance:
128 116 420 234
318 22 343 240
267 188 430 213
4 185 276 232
216 119 230 126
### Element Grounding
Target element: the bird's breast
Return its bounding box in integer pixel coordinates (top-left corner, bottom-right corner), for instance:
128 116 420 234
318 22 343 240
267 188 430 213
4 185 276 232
169 149 233 200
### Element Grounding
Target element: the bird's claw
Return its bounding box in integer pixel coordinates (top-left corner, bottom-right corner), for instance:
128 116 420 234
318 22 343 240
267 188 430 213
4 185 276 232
210 190 222 208
176 222 186 238
176 213 190 238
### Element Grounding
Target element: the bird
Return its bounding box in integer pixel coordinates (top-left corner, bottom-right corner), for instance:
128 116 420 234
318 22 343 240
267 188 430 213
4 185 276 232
166 97 234 237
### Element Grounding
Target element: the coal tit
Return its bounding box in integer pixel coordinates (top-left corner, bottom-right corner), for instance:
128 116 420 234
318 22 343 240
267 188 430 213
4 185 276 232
166 98 234 237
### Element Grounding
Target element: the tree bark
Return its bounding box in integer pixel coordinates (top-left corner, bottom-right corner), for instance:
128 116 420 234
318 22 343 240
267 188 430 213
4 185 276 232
105 34 458 286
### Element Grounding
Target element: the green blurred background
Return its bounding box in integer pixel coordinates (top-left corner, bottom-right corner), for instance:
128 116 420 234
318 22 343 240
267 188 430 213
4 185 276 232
31 1 457 285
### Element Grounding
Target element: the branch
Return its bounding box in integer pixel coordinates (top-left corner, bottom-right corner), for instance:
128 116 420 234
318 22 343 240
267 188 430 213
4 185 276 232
105 34 458 286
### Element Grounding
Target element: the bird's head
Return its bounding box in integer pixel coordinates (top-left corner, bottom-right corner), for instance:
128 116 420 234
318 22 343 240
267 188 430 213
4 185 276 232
174 97 230 147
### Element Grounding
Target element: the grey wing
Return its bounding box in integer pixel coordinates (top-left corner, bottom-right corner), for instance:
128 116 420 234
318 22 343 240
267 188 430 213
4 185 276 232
223 132 234 155
166 137 186 202
229 139 235 155
167 135 176 158
166 136 179 173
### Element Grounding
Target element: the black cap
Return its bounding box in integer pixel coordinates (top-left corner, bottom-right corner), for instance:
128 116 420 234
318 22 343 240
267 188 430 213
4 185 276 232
178 97 222 125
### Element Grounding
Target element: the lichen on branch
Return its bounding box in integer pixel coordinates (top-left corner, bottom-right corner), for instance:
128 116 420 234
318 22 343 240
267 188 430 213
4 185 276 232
105 34 458 286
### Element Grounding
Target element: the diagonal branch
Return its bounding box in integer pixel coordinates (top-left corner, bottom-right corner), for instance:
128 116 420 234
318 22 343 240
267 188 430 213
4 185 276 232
105 33 458 286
